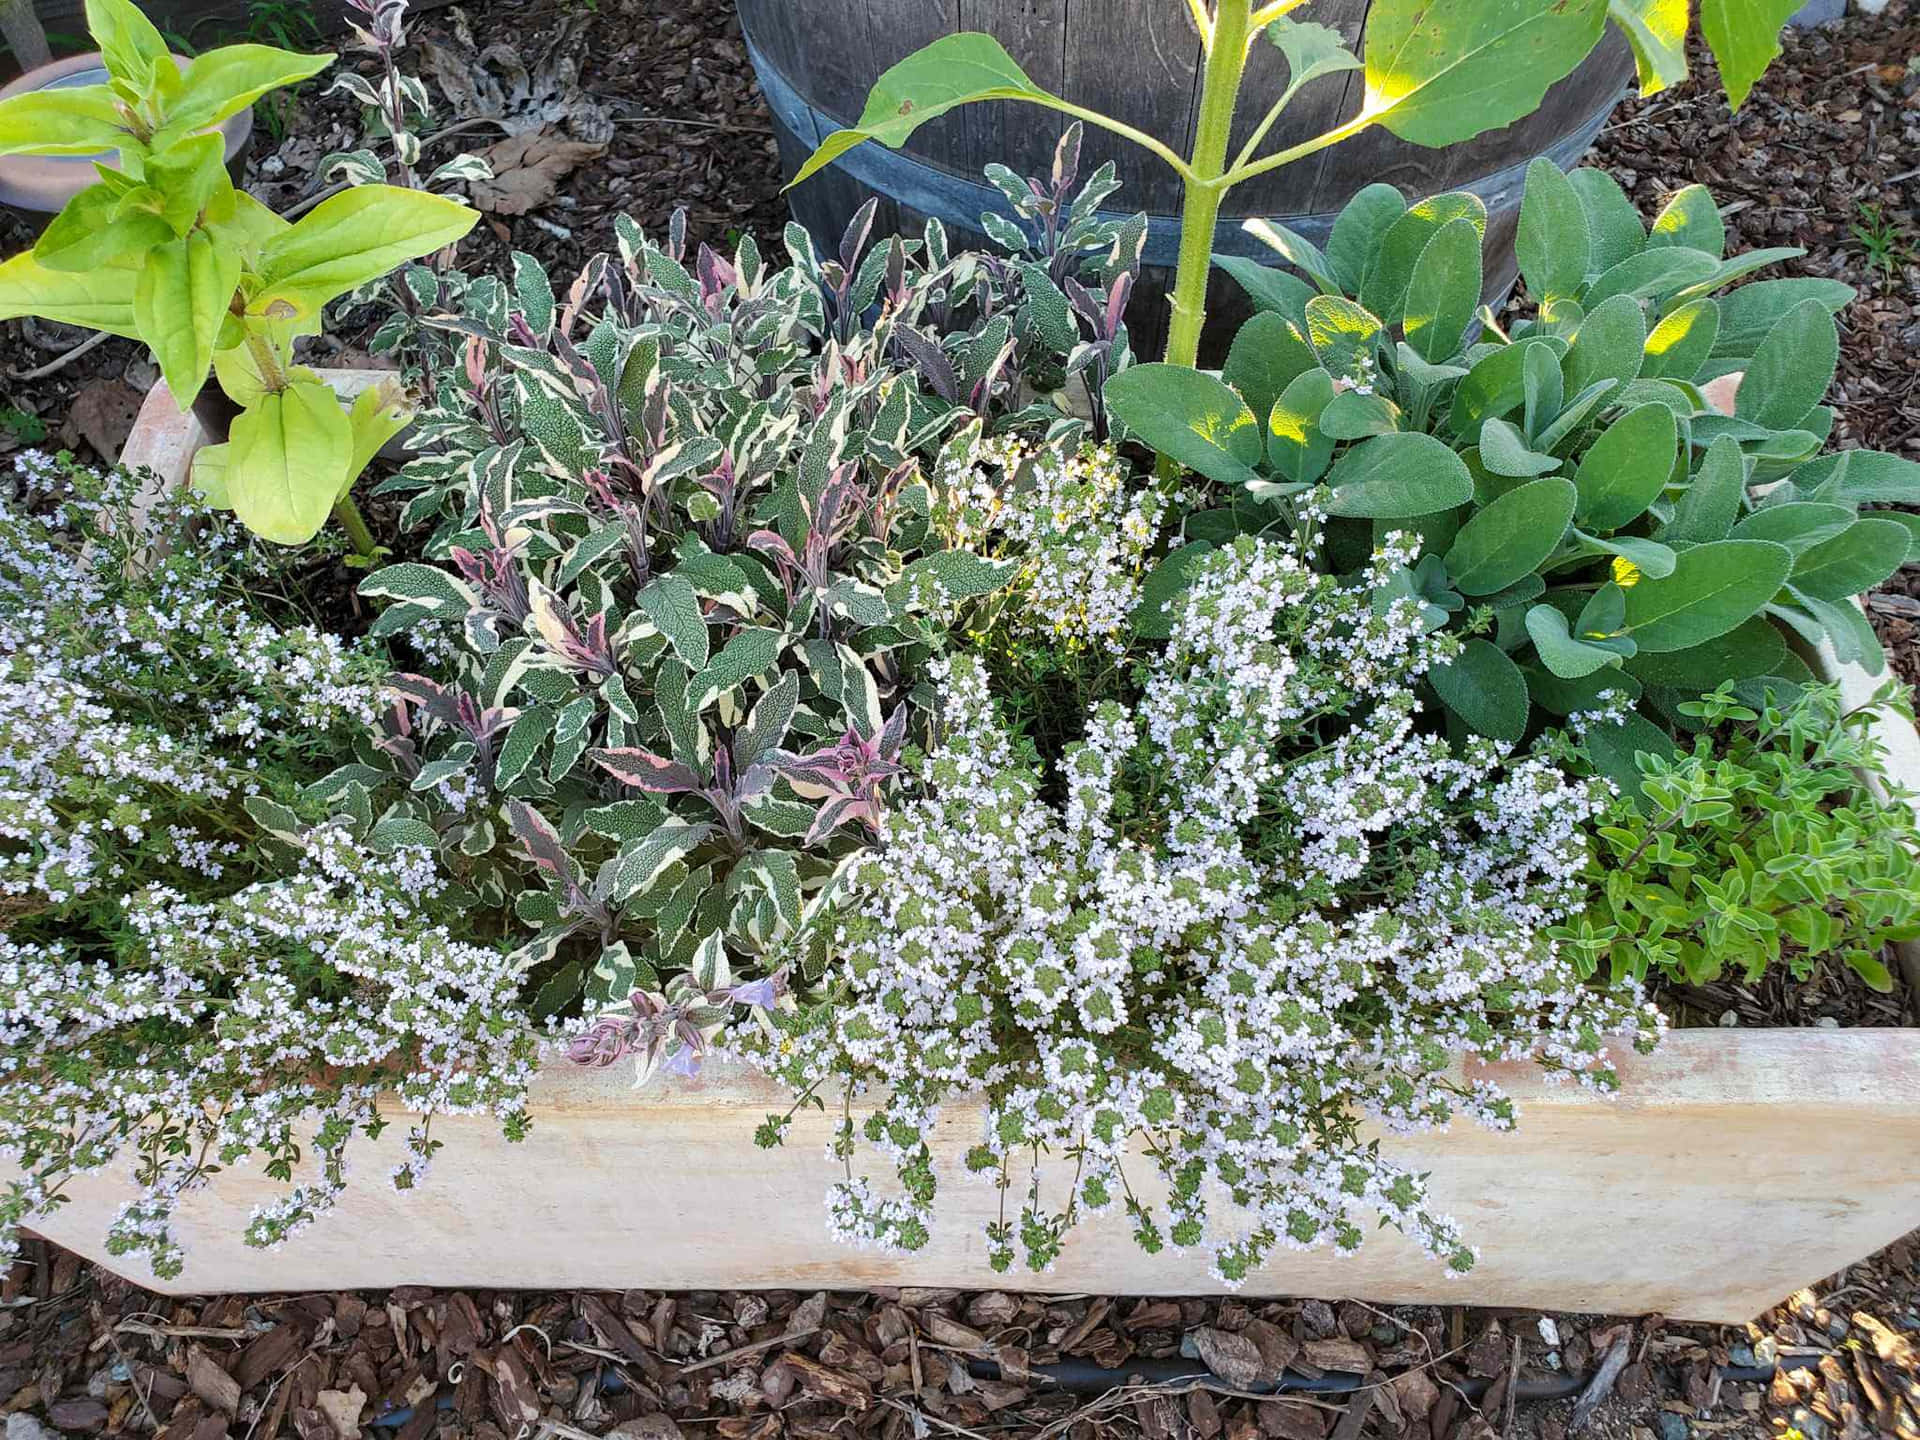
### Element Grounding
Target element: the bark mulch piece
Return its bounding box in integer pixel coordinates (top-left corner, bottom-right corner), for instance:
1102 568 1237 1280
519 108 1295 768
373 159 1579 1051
6 1228 1919 1440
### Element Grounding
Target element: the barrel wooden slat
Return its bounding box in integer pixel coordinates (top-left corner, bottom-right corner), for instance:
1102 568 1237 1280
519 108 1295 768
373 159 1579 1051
867 0 967 160
1057 0 1200 214
956 0 1070 182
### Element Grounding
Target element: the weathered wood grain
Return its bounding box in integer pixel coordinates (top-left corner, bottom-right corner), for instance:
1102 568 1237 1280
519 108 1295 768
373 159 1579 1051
29 1021 1920 1322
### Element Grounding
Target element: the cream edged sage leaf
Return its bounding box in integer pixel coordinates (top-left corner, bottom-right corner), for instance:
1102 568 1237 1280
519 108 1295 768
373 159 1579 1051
226 379 353 545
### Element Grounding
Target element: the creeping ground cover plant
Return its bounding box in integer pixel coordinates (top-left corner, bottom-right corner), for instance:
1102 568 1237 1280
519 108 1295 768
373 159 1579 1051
0 454 539 1278
738 526 1663 1280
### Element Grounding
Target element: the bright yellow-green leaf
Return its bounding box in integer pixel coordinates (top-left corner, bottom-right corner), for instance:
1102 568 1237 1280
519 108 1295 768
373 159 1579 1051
33 183 171 272
1699 0 1801 110
1608 0 1688 96
0 251 141 337
88 0 171 85
254 186 477 316
204 189 291 268
792 33 1060 188
0 87 132 158
153 45 334 148
134 230 241 406
342 379 411 498
147 131 232 234
1362 0 1609 148
226 380 352 544
191 441 232 507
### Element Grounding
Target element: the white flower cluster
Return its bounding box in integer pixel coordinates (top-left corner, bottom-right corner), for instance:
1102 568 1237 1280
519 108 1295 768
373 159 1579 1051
744 536 1662 1282
0 457 382 912
936 436 1166 652
0 826 539 1279
0 455 538 1279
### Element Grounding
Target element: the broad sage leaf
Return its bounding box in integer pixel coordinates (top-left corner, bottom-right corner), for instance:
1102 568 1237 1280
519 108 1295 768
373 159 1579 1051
1444 477 1577 595
1515 158 1589 303
1106 364 1265 489
1621 538 1793 652
1402 216 1481 363
1429 638 1530 742
1324 433 1474 520
1573 403 1676 531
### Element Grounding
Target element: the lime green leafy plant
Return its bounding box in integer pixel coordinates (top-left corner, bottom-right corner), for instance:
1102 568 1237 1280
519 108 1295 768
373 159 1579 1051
0 0 477 552
792 0 1802 372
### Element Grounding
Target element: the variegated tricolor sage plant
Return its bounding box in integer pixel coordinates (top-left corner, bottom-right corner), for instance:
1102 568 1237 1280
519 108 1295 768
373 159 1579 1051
351 189 1143 1076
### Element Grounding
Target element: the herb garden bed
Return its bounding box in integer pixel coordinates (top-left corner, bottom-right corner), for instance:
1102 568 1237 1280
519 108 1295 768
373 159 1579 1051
16 361 1920 1321
8 0 1920 1341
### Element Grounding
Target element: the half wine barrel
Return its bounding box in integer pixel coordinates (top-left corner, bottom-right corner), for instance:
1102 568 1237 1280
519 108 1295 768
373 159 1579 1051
736 1 1636 358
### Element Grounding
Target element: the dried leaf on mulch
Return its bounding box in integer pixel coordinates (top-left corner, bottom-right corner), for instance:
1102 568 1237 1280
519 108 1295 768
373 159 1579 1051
418 11 613 143
59 378 144 464
472 128 609 216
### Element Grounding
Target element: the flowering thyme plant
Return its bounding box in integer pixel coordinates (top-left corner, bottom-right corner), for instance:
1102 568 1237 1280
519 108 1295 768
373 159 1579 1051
740 531 1662 1281
0 455 538 1278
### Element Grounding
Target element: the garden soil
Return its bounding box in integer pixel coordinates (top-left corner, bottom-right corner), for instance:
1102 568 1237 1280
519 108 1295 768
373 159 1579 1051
6 1225 1918 1440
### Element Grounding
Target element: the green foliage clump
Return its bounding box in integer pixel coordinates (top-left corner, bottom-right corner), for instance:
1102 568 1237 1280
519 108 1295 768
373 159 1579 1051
1554 684 1920 993
1103 169 1916 778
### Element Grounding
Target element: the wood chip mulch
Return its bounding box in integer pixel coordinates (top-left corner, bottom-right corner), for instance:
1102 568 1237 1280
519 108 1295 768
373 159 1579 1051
4 1228 1917 1440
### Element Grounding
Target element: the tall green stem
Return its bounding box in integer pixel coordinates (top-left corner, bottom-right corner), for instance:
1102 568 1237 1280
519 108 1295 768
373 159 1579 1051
1163 0 1253 368
332 498 377 557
